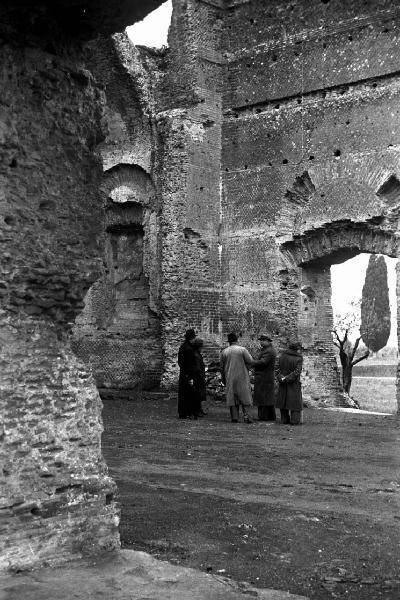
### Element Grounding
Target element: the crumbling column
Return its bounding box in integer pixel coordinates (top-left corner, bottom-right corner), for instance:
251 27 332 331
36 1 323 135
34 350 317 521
0 37 119 570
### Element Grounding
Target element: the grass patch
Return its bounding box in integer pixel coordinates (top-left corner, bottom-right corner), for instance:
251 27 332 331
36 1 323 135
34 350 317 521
351 376 397 413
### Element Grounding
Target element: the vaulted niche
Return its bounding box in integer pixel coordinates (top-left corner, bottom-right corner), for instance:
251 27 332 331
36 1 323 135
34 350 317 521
105 203 150 336
73 166 162 391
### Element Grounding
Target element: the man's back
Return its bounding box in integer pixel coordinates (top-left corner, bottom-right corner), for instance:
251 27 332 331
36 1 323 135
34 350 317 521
221 344 253 402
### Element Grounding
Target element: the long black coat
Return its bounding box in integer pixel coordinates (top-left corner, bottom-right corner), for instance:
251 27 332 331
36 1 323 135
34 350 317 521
178 341 201 417
253 347 276 406
275 350 303 411
193 348 207 404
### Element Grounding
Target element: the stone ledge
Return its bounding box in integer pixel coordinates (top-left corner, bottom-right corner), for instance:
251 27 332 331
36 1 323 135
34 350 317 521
0 549 308 600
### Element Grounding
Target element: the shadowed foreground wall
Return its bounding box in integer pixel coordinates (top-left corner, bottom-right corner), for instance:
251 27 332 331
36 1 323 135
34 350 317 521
0 0 163 572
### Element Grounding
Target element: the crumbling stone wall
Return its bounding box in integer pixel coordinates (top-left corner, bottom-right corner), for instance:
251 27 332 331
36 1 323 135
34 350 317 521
72 35 164 390
0 0 164 572
221 0 400 405
88 0 400 405
154 0 226 383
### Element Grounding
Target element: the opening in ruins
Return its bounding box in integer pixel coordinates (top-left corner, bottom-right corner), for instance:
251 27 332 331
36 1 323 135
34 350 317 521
331 253 398 414
126 1 172 48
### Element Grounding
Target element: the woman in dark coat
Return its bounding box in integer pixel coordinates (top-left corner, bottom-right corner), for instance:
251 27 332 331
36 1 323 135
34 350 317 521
275 340 303 425
253 333 277 421
178 328 199 419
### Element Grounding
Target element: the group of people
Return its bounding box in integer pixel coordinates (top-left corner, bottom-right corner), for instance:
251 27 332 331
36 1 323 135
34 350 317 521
178 329 303 425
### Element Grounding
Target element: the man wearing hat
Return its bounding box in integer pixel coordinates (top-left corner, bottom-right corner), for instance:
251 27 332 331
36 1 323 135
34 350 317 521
252 333 277 421
220 332 254 423
275 340 303 425
178 328 200 419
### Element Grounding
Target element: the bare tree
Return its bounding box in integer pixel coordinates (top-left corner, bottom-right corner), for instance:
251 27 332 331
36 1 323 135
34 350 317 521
332 302 370 394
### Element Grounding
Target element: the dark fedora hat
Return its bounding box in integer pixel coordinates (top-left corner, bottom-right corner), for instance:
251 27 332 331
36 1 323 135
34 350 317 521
185 328 197 340
258 332 272 341
288 339 302 351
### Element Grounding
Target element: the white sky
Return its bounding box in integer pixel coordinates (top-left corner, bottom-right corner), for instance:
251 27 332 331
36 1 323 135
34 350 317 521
331 254 398 347
126 1 172 47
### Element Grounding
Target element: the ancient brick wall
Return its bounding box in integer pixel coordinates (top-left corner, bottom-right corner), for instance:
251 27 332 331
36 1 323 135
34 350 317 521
221 0 400 404
0 0 168 572
72 36 164 390
155 0 225 383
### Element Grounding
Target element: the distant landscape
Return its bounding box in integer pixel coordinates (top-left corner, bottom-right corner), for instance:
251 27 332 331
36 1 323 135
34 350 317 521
350 355 397 414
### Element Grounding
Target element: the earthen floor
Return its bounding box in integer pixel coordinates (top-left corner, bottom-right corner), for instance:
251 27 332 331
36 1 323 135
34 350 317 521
102 394 400 600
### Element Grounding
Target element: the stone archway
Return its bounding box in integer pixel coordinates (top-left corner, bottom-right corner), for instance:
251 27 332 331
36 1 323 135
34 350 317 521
281 220 399 409
73 164 163 391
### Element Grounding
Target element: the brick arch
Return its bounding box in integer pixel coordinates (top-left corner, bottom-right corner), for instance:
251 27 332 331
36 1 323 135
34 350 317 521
73 160 162 392
281 219 399 268
101 163 156 206
279 219 399 411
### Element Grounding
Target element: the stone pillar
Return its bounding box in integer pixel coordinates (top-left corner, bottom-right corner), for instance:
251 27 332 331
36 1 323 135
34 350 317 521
0 39 119 570
298 265 342 404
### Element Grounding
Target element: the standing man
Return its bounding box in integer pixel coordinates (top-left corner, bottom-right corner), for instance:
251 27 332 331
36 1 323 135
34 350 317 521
178 328 198 419
275 340 303 425
220 332 254 423
193 337 207 416
253 333 277 421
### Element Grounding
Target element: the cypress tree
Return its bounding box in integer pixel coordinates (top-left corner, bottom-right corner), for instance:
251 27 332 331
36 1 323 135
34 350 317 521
360 255 391 352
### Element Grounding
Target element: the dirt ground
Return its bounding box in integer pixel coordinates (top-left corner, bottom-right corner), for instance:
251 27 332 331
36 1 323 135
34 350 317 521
102 394 400 600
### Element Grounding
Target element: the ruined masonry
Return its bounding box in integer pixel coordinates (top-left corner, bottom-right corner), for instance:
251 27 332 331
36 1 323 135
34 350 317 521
1 0 399 571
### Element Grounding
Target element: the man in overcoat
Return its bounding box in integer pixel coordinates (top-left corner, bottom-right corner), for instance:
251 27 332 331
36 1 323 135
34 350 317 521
178 328 200 419
220 332 254 423
193 337 207 416
253 333 277 421
275 340 303 425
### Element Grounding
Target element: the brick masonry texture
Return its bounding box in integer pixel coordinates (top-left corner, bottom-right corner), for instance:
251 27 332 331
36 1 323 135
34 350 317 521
2 0 400 574
0 0 166 573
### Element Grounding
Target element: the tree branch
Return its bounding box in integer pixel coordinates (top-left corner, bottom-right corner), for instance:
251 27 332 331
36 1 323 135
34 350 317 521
349 336 361 362
351 350 370 367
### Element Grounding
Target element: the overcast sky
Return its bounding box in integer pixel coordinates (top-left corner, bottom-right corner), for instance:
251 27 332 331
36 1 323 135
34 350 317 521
126 1 172 47
126 4 398 349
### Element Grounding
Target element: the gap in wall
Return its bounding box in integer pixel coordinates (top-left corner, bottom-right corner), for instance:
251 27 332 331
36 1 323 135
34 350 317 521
126 1 172 48
331 253 398 414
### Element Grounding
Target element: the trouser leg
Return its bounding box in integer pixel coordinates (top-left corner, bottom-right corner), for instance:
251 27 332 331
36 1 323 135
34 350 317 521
266 406 276 421
258 406 267 420
280 408 290 424
290 410 302 425
242 404 253 423
230 405 239 422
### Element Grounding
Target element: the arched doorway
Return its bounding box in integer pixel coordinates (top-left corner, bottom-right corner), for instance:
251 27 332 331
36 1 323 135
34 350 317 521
281 220 399 411
73 164 163 391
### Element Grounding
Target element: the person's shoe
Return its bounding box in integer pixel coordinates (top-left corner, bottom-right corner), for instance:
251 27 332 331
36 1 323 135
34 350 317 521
243 415 253 424
231 419 239 423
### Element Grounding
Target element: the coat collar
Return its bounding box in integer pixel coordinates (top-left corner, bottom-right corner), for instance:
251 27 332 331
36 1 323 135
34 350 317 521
284 349 300 356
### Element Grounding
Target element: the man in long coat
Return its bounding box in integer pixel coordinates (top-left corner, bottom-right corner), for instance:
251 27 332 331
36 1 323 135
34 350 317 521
178 328 200 419
220 332 254 423
253 333 277 421
193 337 207 416
275 340 303 425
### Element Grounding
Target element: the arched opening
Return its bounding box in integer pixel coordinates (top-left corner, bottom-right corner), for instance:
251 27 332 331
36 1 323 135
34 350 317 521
281 220 399 412
331 254 398 414
73 165 162 392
